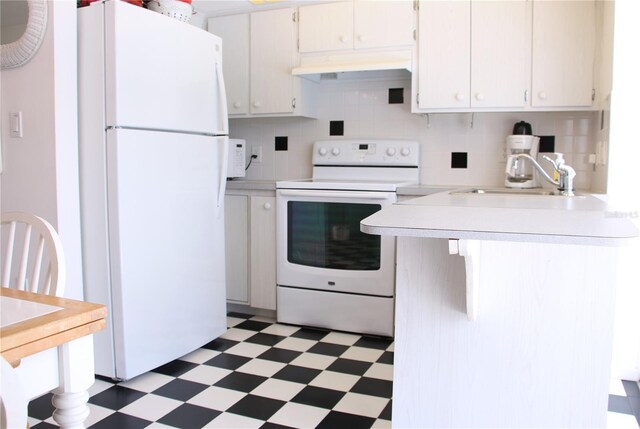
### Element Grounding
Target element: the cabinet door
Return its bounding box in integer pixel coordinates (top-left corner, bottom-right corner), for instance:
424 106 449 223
298 2 354 53
250 8 296 114
531 0 595 107
250 196 277 311
418 0 470 109
224 195 249 303
471 0 528 108
354 0 414 50
208 15 250 115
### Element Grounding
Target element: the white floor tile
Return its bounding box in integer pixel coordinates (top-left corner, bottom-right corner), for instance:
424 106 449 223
119 394 182 421
309 370 360 392
84 403 116 427
187 386 246 412
220 328 257 342
289 352 337 370
179 348 220 364
267 402 330 428
236 358 286 377
224 341 271 358
387 342 395 352
274 336 316 352
333 392 388 418
88 378 114 397
226 316 245 328
251 378 306 402
119 371 174 393
372 418 393 428
341 346 385 363
321 331 361 346
364 363 394 381
249 315 277 324
179 365 232 385
609 379 628 396
206 411 265 428
261 323 300 337
607 411 640 429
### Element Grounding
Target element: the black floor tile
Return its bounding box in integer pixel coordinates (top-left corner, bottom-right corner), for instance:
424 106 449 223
326 358 372 376
307 342 348 357
291 327 329 341
377 351 394 364
227 312 254 319
152 378 209 401
623 380 640 397
204 353 251 370
629 396 640 425
246 332 287 347
350 377 393 398
226 394 287 421
354 336 393 350
157 403 221 429
272 365 321 385
31 422 58 429
214 371 268 393
202 337 239 352
379 399 392 420
151 359 198 377
291 385 346 409
88 385 146 410
260 422 296 429
88 412 151 429
316 410 376 429
28 393 54 420
235 320 273 332
257 347 302 364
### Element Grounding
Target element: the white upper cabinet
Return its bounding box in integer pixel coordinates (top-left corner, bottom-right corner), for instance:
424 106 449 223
531 0 596 108
298 0 414 53
250 8 297 114
208 14 250 115
417 0 527 111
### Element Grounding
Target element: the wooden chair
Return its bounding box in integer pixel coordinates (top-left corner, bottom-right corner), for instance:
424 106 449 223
1 211 66 428
1 211 66 296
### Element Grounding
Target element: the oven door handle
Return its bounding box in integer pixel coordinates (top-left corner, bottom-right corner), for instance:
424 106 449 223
278 190 394 201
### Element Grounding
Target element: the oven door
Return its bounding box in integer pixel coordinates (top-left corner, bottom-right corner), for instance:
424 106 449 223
276 189 396 296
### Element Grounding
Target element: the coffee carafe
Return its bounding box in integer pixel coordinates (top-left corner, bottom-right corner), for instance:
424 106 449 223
505 121 540 188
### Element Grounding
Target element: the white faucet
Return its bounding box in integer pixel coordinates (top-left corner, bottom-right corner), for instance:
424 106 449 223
506 152 576 196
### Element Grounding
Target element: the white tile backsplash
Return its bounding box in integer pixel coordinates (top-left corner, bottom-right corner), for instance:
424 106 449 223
230 78 599 190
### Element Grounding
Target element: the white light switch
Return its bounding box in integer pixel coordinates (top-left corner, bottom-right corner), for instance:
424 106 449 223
10 112 23 138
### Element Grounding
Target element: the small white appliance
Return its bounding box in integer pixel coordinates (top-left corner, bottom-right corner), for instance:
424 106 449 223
227 139 246 178
505 134 540 188
276 140 420 337
78 0 229 380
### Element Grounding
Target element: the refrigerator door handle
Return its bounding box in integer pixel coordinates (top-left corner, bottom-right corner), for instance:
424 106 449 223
216 136 229 218
215 59 229 135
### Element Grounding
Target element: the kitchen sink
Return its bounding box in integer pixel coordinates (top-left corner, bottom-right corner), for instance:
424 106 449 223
450 188 579 196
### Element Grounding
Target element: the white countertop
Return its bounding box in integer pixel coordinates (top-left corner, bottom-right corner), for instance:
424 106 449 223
361 189 639 245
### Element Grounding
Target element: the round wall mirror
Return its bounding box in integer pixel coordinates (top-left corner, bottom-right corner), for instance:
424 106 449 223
0 0 48 70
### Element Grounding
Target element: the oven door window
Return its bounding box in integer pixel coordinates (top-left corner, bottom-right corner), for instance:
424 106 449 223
287 201 381 270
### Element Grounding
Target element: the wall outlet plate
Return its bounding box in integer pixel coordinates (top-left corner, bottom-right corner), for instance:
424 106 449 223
251 145 262 163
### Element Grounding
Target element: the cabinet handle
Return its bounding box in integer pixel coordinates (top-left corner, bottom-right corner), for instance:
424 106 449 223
338 35 346 43
475 93 485 101
233 101 241 109
252 101 261 108
455 93 465 102
263 202 272 210
357 34 365 42
538 91 547 100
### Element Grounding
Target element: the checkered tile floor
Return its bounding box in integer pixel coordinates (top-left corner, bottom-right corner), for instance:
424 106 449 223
27 312 640 429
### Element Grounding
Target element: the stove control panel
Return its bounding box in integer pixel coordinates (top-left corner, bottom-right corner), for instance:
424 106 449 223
313 140 419 166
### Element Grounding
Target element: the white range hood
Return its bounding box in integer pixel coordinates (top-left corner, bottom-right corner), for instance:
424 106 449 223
292 49 412 80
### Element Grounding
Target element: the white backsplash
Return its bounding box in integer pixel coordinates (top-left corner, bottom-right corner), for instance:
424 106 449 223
230 78 598 190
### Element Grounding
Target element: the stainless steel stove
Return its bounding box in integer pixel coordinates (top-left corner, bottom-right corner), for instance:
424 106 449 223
275 140 419 337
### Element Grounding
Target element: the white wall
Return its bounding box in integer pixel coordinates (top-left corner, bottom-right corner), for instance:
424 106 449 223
231 77 598 190
0 0 83 299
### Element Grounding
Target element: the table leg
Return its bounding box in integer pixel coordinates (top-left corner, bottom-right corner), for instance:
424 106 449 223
51 335 95 429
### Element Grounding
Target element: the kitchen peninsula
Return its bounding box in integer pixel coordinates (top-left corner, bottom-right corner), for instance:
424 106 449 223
361 190 638 428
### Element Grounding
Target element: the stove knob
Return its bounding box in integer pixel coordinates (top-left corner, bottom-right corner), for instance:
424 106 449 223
331 147 341 156
318 147 328 156
401 147 411 157
386 147 397 157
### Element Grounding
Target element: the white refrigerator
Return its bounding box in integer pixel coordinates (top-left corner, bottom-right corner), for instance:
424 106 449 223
78 0 229 380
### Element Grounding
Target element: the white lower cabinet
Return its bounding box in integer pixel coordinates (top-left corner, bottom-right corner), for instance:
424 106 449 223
224 192 276 310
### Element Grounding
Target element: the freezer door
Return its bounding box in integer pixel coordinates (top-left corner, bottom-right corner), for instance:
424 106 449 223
105 128 227 379
104 1 228 135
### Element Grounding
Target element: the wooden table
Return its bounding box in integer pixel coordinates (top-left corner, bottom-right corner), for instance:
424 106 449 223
1 288 107 429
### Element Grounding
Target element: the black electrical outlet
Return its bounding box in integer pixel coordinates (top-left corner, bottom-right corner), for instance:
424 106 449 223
538 135 555 153
330 121 344 136
451 152 468 169
388 88 404 104
275 136 288 151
